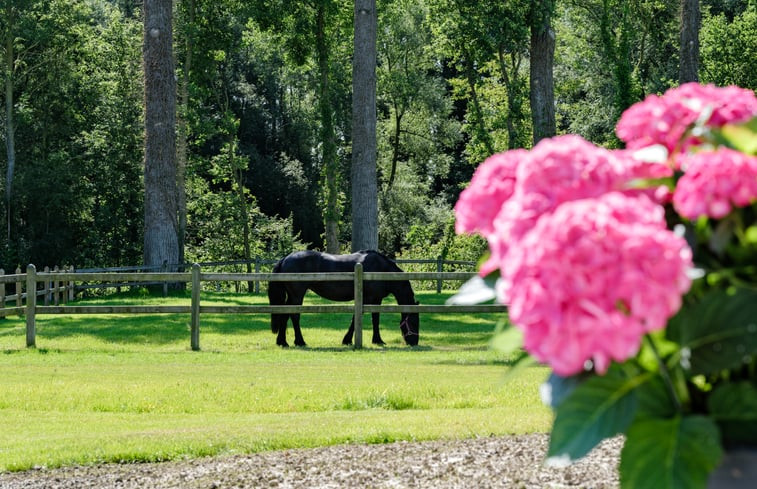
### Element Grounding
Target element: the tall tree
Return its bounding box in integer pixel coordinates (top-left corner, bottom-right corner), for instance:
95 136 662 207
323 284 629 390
315 0 341 253
557 0 678 144
2 0 48 243
679 0 700 83
175 0 195 267
143 0 179 269
351 0 378 252
429 0 531 157
530 0 556 144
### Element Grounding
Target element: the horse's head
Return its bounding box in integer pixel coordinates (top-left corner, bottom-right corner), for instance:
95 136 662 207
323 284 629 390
400 301 420 346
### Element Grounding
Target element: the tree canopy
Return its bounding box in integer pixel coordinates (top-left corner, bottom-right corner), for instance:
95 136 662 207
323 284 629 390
0 0 753 271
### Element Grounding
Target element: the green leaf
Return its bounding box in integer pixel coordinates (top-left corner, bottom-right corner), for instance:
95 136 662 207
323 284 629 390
635 376 678 419
489 325 523 355
501 350 537 382
447 275 498 305
541 372 587 409
547 366 639 461
666 287 757 375
708 382 757 445
620 416 723 489
713 117 757 155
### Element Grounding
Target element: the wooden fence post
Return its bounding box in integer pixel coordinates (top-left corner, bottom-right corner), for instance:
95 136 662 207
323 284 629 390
67 266 75 302
0 269 5 313
436 256 443 293
254 257 261 294
43 266 50 306
353 263 363 349
15 267 22 312
61 266 68 305
162 261 168 297
190 263 201 351
53 266 60 306
26 265 36 348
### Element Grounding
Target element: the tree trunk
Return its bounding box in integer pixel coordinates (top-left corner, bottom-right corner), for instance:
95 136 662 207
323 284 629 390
143 0 179 270
4 6 15 243
176 0 195 270
463 50 494 156
234 161 253 293
317 3 340 254
350 0 378 252
530 0 556 145
387 108 402 189
679 0 700 83
599 1 637 119
496 48 524 150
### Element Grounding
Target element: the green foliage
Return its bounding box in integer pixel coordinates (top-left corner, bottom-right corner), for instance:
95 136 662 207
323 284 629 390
666 287 757 376
185 171 304 264
708 381 757 444
620 416 722 489
547 366 639 461
0 0 751 272
2 0 143 269
700 3 757 89
555 0 679 145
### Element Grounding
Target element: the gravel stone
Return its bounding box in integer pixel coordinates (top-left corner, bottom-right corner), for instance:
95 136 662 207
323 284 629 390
0 434 621 489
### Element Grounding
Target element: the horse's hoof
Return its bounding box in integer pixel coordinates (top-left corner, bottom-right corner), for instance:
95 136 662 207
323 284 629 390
342 340 352 346
372 339 386 346
295 341 307 347
277 342 289 348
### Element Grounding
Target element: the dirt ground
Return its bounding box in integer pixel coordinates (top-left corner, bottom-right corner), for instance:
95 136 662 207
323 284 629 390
0 434 622 489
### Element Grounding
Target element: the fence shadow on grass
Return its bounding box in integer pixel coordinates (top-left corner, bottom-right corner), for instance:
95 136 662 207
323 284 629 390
36 314 191 346
7 289 505 350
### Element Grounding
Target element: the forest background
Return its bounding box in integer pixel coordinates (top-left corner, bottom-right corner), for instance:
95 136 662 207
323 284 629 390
1 0 755 273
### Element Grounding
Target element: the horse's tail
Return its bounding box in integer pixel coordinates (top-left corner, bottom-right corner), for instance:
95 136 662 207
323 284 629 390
268 260 288 334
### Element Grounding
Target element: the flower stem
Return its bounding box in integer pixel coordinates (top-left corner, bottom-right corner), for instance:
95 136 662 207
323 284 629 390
644 334 682 412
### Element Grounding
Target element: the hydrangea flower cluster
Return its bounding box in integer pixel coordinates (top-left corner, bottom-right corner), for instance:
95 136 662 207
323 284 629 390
674 148 757 219
455 83 757 376
455 135 633 278
506 193 691 375
616 82 757 156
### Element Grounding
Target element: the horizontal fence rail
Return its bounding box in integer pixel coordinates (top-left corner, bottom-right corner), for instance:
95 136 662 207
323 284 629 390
3 264 506 351
67 256 478 294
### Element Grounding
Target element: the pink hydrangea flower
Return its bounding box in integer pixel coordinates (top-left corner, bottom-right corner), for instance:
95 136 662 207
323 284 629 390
673 148 757 219
482 136 633 277
612 147 674 204
616 83 757 155
505 193 692 376
454 149 526 237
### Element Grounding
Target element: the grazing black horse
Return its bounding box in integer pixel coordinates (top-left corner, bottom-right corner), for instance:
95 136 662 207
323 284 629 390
268 250 420 347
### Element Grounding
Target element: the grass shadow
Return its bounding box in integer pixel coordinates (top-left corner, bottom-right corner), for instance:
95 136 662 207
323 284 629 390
5 288 506 351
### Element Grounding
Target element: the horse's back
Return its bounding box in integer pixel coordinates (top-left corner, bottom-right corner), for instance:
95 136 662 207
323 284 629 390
276 250 357 301
278 250 364 273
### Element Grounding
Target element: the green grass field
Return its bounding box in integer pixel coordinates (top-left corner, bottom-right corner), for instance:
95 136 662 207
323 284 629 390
0 290 551 472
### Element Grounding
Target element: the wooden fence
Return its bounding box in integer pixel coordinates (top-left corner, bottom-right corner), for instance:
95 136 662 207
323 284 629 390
72 257 478 294
1 264 506 351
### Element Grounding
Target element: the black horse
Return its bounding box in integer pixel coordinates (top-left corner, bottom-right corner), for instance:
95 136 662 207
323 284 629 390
268 250 420 347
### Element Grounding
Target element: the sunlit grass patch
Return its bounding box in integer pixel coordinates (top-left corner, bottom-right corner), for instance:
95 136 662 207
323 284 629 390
0 290 549 472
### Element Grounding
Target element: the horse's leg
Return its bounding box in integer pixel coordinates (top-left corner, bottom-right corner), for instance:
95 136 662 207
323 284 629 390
371 311 385 345
289 290 307 347
342 316 355 345
368 297 385 345
276 313 289 348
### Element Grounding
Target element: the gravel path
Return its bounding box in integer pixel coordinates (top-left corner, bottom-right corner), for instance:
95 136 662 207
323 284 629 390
0 434 621 489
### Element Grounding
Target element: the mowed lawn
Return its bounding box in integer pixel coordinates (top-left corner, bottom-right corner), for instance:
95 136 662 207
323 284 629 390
0 290 551 472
